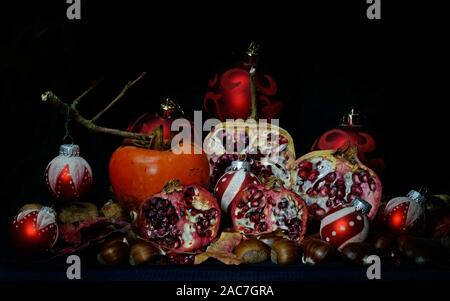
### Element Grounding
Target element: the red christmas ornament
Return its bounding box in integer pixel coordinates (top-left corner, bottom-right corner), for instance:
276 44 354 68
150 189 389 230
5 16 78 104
45 144 93 201
214 160 261 212
320 198 372 251
10 206 59 257
384 189 426 235
204 42 283 121
312 108 385 175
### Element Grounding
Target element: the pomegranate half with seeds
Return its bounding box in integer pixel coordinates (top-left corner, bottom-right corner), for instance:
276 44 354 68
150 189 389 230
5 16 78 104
136 180 221 253
230 178 308 241
291 146 382 220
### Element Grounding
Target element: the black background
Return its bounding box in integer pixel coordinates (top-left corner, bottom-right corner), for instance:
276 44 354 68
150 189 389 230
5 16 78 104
1 2 448 217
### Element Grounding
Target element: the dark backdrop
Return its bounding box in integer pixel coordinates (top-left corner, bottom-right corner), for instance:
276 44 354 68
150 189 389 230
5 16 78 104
1 1 448 218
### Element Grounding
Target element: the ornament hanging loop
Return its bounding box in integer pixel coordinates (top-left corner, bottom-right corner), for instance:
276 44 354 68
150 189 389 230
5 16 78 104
62 105 74 145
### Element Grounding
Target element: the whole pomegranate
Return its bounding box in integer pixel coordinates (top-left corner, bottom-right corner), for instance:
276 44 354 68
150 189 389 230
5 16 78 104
136 180 221 253
230 177 308 241
291 146 382 220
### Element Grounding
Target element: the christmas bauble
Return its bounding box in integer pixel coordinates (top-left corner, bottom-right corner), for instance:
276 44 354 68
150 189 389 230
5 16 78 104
45 144 93 201
311 108 385 175
214 160 261 212
320 198 371 251
385 189 426 235
10 206 59 257
204 43 283 121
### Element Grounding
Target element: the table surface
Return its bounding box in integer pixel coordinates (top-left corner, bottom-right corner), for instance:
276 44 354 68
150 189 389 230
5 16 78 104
2 214 450 282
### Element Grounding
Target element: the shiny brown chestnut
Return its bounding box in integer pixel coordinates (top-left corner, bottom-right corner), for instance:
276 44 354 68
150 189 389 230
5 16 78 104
373 233 396 258
129 240 160 266
234 239 270 264
300 237 335 265
341 242 376 266
97 239 129 266
397 235 445 265
270 239 300 265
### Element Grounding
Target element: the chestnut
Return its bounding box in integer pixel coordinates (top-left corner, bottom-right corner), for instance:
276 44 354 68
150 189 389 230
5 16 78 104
373 233 396 258
397 236 445 265
341 242 376 266
234 239 270 264
98 239 129 266
129 240 160 266
258 233 283 248
270 239 300 265
300 237 335 265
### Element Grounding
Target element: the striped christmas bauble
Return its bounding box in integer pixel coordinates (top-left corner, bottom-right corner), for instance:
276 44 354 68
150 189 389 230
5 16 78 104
214 169 260 212
320 204 369 251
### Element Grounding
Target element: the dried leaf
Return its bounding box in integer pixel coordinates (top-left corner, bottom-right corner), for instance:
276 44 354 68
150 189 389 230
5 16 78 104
195 231 243 265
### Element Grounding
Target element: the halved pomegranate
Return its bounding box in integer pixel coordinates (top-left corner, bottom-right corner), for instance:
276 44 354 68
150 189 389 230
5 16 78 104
204 121 297 188
291 146 382 220
136 180 221 253
230 178 308 241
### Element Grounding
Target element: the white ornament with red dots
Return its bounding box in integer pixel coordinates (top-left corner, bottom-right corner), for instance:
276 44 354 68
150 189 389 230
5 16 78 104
384 189 426 234
320 198 371 251
10 206 59 256
215 161 261 212
45 144 93 201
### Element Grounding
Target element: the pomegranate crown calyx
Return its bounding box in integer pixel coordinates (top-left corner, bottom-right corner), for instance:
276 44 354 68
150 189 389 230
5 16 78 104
334 144 359 164
264 176 284 192
163 179 183 194
160 98 184 119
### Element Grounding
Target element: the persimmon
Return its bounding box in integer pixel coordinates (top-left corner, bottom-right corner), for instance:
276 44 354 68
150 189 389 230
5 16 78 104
109 144 210 210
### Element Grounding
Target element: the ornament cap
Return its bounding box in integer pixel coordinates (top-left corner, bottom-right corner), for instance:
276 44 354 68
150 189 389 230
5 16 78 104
226 160 251 172
406 189 427 205
59 144 80 157
352 197 372 215
341 108 361 127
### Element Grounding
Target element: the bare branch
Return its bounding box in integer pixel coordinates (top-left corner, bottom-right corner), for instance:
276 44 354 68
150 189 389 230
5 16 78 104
90 72 147 123
41 91 153 144
72 77 104 107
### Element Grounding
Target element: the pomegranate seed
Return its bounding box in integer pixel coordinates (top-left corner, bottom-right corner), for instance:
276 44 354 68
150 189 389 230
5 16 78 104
202 220 210 228
308 170 320 182
299 161 313 171
251 200 259 207
326 200 332 207
319 186 329 196
369 178 377 191
359 171 369 183
237 212 245 219
351 185 363 196
299 170 310 179
250 214 260 222
352 173 361 184
242 205 250 211
258 223 268 232
205 230 212 237
325 172 336 183
329 187 337 197
237 201 245 208
337 190 345 199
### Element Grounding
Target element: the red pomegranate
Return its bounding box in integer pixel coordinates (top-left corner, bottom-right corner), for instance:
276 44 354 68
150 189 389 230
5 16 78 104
204 121 296 189
312 108 385 175
230 177 308 241
291 146 382 220
126 98 182 142
136 180 221 253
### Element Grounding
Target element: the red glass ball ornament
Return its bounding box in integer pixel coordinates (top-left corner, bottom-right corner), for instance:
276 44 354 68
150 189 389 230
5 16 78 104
320 198 371 251
204 43 283 121
45 144 93 201
312 108 385 175
214 160 261 212
10 206 59 257
385 189 426 235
